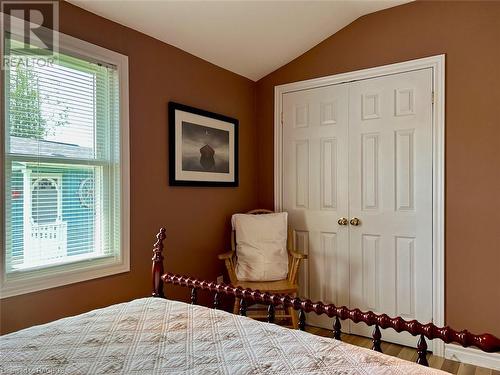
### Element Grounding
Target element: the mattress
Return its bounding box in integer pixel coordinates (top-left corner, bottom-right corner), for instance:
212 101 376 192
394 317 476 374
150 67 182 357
0 297 447 374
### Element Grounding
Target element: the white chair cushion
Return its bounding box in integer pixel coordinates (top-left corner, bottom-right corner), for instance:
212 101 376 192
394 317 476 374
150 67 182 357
232 212 289 281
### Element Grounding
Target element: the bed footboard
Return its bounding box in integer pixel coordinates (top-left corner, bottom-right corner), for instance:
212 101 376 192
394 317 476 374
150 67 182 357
151 227 500 366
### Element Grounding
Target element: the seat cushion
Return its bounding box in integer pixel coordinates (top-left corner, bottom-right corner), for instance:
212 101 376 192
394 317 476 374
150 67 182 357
235 279 297 295
232 212 289 281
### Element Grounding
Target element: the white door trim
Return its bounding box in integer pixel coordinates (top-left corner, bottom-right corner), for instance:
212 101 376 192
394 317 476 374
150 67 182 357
274 55 445 356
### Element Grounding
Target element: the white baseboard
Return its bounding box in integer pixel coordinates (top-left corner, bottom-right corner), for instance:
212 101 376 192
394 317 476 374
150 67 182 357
445 344 500 370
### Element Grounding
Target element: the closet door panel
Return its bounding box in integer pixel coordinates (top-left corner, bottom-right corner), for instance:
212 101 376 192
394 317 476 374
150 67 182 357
282 84 350 331
348 69 433 347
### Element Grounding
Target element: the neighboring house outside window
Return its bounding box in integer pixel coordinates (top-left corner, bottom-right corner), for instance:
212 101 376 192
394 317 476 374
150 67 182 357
26 174 65 267
10 137 95 269
1 31 129 298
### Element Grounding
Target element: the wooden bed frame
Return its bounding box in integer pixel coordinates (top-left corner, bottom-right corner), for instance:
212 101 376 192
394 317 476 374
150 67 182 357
151 227 500 367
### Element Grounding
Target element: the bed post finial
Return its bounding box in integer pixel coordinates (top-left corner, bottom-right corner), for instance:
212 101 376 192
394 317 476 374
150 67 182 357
152 227 166 298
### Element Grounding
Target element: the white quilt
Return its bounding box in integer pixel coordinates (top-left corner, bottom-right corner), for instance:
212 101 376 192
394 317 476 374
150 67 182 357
0 297 447 374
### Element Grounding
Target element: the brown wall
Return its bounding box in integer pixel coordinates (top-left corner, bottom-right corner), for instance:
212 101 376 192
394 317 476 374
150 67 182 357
256 1 500 336
3 0 500 338
0 2 258 334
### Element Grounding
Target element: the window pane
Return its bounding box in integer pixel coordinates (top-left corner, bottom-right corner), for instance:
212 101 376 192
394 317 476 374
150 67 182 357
6 50 113 160
7 162 106 270
9 63 92 150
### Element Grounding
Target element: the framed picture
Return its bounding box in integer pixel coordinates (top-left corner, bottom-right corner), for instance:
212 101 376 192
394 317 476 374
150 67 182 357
168 102 238 187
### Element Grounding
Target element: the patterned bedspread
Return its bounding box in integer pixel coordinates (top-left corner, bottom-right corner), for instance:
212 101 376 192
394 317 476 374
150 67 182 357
1 297 447 374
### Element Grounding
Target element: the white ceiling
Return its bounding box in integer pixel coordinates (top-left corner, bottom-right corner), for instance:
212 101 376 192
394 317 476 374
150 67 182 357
68 0 409 81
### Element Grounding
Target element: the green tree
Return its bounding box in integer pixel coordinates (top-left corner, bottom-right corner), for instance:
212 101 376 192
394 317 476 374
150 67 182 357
9 64 68 139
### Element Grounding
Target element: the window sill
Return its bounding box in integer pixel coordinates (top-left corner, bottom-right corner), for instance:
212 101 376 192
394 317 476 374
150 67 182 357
0 253 129 299
11 252 114 272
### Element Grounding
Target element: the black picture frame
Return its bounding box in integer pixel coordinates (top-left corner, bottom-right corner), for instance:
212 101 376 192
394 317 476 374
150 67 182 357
168 102 239 187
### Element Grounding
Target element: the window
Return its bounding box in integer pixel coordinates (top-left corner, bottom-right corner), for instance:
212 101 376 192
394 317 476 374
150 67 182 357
1 31 129 298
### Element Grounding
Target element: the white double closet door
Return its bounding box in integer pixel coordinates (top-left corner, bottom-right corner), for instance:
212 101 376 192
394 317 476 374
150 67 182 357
282 69 433 347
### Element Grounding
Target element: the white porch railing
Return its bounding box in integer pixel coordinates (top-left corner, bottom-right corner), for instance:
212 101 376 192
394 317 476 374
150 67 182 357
23 221 68 267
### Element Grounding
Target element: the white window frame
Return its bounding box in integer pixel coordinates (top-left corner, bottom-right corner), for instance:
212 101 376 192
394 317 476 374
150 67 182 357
0 30 130 298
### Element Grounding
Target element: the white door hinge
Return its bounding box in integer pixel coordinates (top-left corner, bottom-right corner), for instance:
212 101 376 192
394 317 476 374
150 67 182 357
431 91 435 104
281 111 284 125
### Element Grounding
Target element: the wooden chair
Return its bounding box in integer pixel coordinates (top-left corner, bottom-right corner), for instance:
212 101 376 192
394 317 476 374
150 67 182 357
218 209 307 328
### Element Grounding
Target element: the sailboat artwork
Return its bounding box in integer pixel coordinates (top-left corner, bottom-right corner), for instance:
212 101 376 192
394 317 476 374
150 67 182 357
169 102 238 186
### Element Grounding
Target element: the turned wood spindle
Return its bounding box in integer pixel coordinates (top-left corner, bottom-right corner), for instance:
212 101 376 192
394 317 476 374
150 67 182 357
267 304 275 323
190 288 197 305
416 334 429 366
333 316 342 340
213 292 220 310
152 228 166 298
239 298 247 316
372 324 382 352
298 309 306 331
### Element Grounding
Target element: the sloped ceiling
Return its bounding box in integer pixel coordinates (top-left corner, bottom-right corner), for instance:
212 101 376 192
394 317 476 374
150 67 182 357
68 1 410 81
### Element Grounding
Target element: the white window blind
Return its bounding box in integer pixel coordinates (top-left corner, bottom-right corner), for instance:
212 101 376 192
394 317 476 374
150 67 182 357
2 32 129 297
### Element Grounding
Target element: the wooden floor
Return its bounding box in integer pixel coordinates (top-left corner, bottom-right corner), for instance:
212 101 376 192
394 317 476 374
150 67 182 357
306 325 499 375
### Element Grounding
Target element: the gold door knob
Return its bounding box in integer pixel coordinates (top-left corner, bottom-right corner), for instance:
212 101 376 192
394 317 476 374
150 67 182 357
350 217 361 226
338 217 348 226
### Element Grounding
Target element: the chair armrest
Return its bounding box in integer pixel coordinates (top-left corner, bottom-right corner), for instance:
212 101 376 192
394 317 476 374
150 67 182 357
218 250 235 260
289 250 308 260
